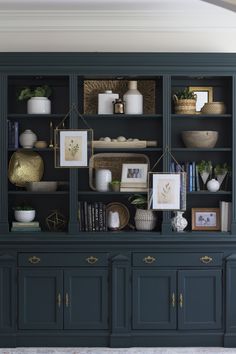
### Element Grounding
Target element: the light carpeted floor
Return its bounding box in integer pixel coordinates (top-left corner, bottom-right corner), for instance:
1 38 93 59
0 348 236 354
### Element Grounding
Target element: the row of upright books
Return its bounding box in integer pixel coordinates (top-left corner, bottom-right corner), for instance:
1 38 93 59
8 120 19 148
11 221 41 232
78 201 107 232
220 201 232 232
171 161 201 192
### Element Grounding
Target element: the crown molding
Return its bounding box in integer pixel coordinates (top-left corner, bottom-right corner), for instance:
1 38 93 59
0 10 235 33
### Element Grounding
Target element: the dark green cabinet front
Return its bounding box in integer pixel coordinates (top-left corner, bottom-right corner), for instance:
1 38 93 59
0 257 15 332
132 269 176 329
19 268 108 330
64 269 108 329
132 268 222 330
18 269 63 330
178 269 222 330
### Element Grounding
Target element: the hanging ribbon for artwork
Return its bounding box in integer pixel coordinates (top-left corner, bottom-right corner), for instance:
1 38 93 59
54 104 93 168
148 147 187 211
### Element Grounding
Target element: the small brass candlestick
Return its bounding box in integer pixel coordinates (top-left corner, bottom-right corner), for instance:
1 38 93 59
49 121 54 148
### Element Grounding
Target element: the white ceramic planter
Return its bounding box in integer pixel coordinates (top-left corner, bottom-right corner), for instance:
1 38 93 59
134 208 156 231
19 129 37 148
14 210 36 223
27 97 51 114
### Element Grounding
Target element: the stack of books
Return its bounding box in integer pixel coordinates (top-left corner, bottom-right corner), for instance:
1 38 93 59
220 201 232 232
11 221 41 232
78 201 107 232
8 120 19 149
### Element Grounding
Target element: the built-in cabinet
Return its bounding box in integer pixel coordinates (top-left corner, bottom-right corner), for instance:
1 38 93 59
1 53 236 348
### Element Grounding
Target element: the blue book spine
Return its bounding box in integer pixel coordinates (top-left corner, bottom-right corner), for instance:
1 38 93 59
189 163 193 192
14 122 19 148
192 161 196 192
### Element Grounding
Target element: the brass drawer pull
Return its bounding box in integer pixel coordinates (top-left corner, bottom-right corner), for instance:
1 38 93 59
57 293 61 308
179 293 183 308
65 293 69 307
200 256 213 264
86 256 98 264
172 293 175 308
143 256 156 264
28 256 41 264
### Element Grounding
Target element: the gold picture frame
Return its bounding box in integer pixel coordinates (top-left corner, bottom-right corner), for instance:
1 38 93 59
191 208 220 231
189 86 213 112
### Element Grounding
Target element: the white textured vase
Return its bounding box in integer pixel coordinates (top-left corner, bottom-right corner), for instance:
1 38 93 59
27 97 51 114
123 81 143 114
171 211 188 232
19 129 37 148
134 208 156 231
95 169 112 192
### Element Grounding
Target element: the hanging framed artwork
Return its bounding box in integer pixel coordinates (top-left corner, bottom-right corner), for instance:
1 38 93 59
54 129 93 168
148 172 186 211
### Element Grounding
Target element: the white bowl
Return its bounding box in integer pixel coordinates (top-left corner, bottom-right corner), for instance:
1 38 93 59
14 210 36 222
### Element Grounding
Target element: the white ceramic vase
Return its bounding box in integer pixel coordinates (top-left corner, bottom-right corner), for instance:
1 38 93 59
216 172 227 188
14 210 36 223
171 211 188 232
27 97 51 114
19 129 37 148
207 178 220 192
134 208 156 231
95 169 112 192
107 211 120 230
123 81 143 114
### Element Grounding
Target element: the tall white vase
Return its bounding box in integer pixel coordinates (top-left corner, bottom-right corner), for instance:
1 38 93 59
123 81 143 114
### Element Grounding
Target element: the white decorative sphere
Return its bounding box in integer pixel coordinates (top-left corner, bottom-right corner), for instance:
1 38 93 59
207 178 220 192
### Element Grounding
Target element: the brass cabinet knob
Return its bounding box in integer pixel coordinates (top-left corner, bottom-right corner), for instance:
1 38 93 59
143 256 156 264
28 256 41 264
179 293 183 308
200 256 213 264
65 293 69 307
86 256 98 264
172 293 176 308
57 293 61 308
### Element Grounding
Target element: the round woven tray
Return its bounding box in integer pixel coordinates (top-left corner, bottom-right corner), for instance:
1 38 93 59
106 202 130 230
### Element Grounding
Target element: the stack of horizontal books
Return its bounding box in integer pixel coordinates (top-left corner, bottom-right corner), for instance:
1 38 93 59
220 201 232 232
11 221 41 232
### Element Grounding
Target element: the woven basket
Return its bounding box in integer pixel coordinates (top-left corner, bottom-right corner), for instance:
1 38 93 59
134 209 157 231
173 96 196 114
89 153 150 190
201 102 226 114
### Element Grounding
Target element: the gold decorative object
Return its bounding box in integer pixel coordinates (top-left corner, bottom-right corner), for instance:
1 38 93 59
84 80 155 115
46 210 67 231
34 140 47 149
49 121 54 148
8 151 44 187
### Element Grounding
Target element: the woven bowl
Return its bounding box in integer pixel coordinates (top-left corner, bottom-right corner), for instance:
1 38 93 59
201 102 226 114
106 202 130 230
181 131 218 148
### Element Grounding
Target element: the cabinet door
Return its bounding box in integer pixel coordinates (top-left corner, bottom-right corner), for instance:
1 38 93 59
132 269 176 329
18 269 63 330
64 269 108 329
178 269 222 330
0 259 15 332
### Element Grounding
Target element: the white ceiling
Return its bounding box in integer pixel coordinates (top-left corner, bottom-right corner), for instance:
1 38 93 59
0 0 235 52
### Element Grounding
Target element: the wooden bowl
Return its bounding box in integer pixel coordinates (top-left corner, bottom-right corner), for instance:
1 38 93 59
181 131 218 148
25 181 58 192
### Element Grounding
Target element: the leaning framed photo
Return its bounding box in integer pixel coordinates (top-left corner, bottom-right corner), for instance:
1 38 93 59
191 208 220 231
148 172 185 210
120 163 148 192
188 86 213 112
54 129 93 168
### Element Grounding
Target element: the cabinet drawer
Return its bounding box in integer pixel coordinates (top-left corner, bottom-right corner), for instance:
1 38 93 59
132 253 223 267
18 253 109 267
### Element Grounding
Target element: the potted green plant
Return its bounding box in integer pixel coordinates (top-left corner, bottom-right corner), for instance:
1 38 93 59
196 160 212 188
128 194 156 231
173 88 196 114
14 205 36 223
17 85 52 114
214 163 230 188
109 180 120 192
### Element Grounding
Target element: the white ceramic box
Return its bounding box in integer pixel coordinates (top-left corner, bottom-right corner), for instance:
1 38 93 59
98 90 119 114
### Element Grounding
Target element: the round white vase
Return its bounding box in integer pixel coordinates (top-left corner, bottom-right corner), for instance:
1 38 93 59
14 210 36 223
207 178 220 192
123 81 143 114
95 169 112 192
134 209 156 231
171 211 188 232
19 129 37 148
27 97 51 114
